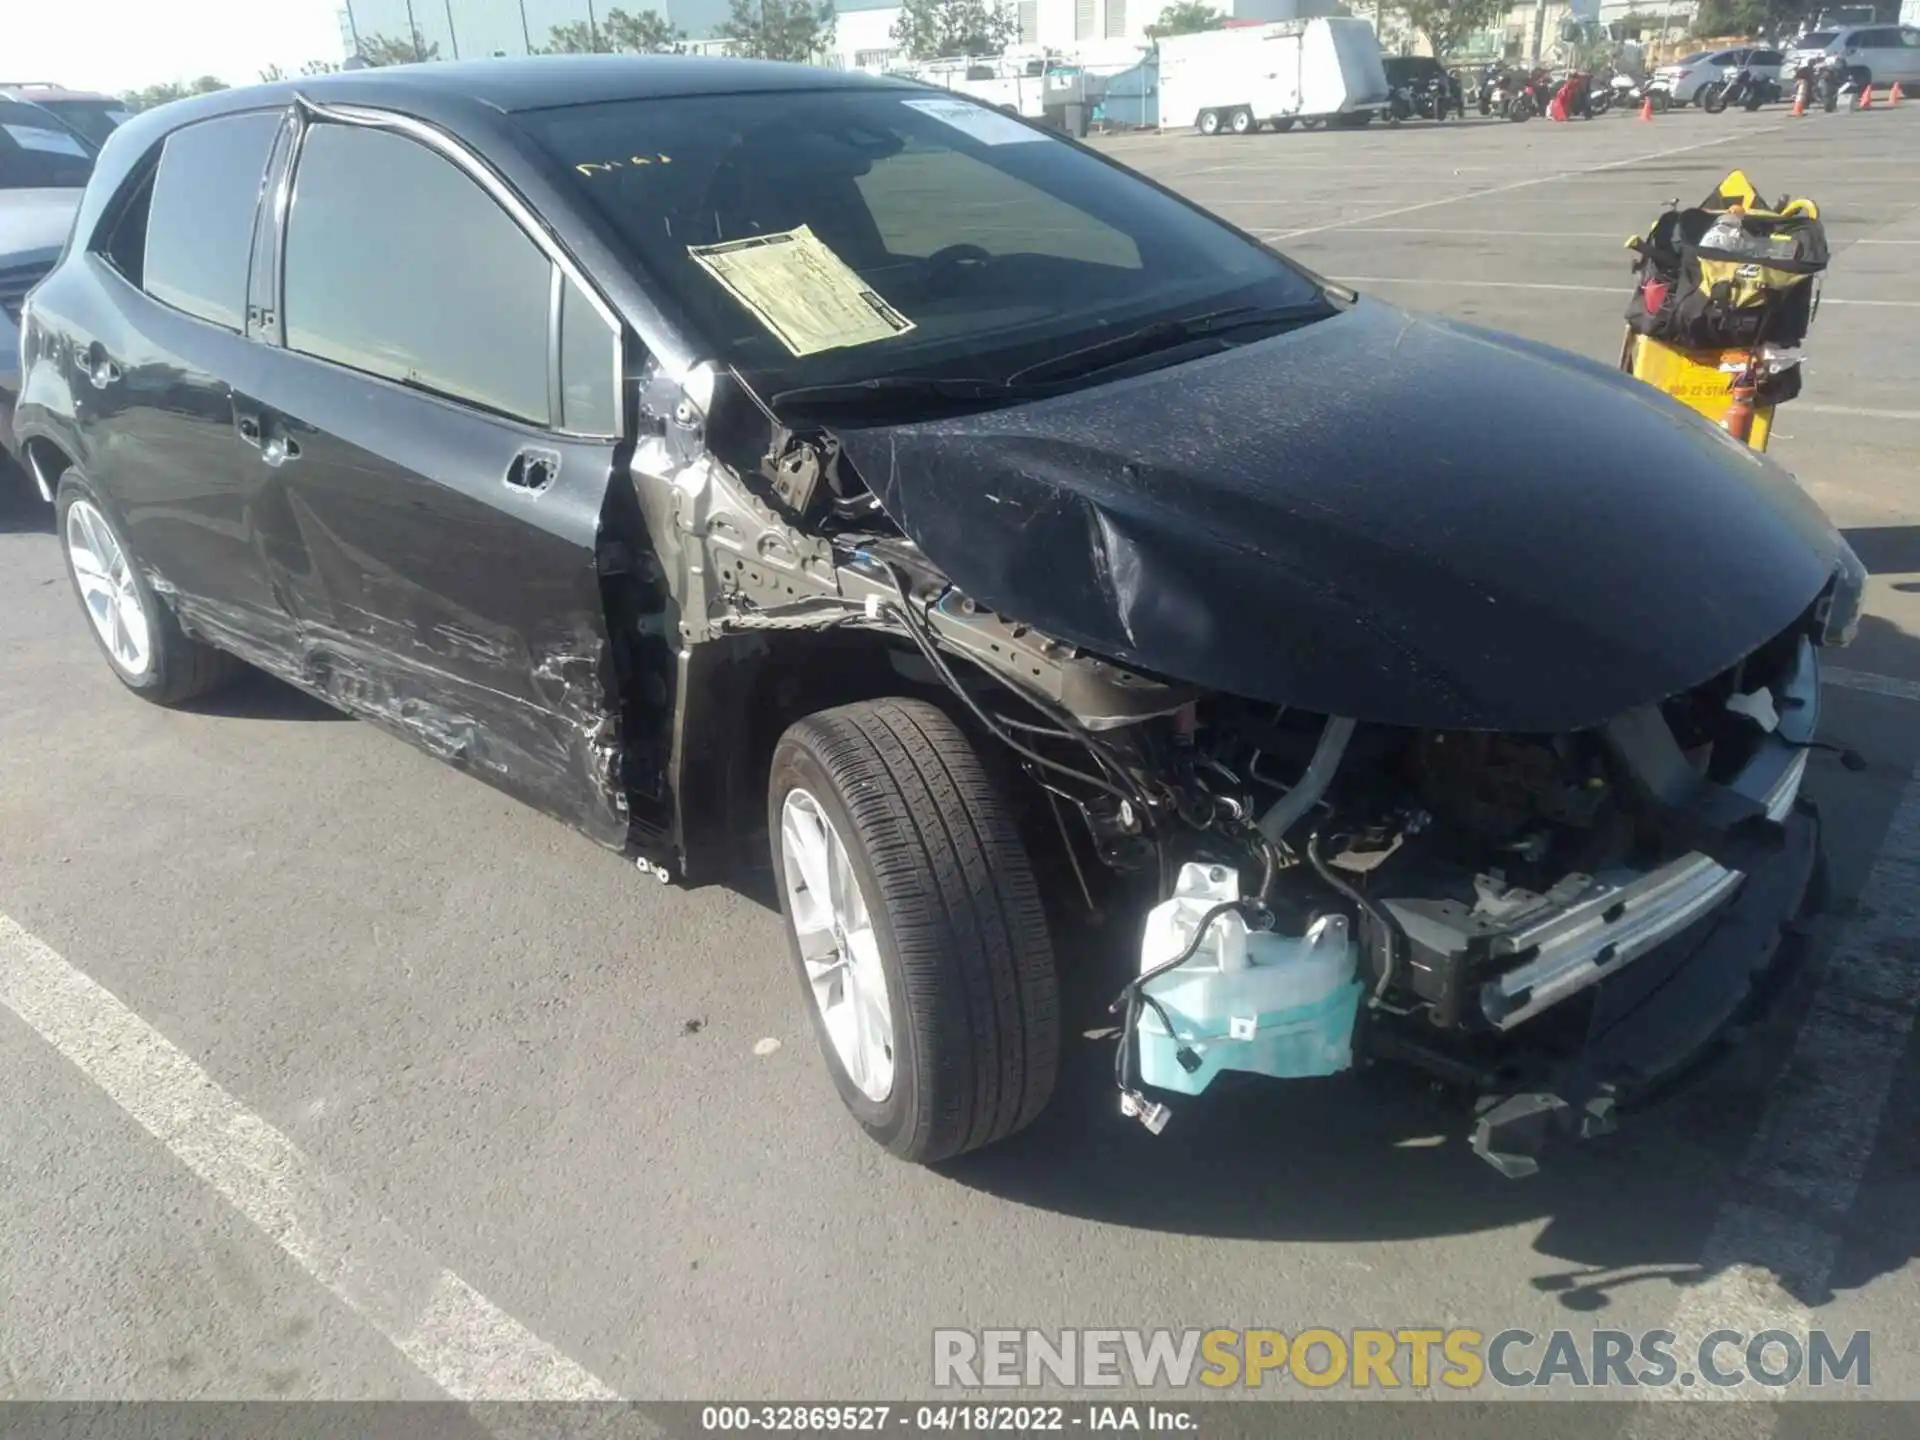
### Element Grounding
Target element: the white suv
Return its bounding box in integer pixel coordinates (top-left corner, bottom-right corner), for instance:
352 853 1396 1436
1788 25 1920 89
1652 47 1788 106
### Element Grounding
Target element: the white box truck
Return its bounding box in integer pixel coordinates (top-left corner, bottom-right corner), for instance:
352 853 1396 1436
1158 18 1393 135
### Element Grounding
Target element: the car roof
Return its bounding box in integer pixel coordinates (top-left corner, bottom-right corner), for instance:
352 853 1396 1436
0 83 119 102
236 55 913 116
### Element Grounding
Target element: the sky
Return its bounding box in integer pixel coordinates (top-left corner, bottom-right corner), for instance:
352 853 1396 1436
10 1 351 94
9 0 736 97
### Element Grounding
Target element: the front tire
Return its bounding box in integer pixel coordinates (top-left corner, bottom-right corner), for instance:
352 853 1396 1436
769 698 1059 1164
1228 106 1255 135
55 470 238 705
1197 108 1222 136
1701 82 1728 113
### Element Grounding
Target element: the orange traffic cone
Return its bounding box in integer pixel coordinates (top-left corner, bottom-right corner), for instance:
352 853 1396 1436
1791 85 1807 117
1638 95 1654 121
1860 82 1874 109
1892 82 1904 106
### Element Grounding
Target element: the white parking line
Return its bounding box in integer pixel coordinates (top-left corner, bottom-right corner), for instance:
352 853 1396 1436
0 912 622 1404
1272 128 1784 239
1635 762 1920 1412
1825 666 1920 702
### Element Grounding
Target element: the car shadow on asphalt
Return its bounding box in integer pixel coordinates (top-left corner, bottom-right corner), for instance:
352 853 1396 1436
0 466 55 535
1842 524 1920 577
176 667 352 722
943 560 1920 1322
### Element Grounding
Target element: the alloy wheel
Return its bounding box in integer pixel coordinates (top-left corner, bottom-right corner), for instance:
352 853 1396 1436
65 498 151 676
780 787 896 1102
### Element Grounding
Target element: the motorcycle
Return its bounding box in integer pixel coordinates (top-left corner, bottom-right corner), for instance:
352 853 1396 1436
1792 56 1847 111
1598 71 1645 114
1701 62 1782 113
1641 76 1676 112
1502 68 1555 121
1476 62 1509 116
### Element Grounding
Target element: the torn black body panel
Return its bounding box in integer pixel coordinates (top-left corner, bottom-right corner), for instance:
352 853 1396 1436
835 299 1845 734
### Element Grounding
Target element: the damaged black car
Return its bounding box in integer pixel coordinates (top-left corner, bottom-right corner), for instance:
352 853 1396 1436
15 58 1866 1176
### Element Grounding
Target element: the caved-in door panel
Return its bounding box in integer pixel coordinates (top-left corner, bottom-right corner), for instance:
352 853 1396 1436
242 343 629 845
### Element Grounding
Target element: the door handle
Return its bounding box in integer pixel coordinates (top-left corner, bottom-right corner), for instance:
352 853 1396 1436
235 408 301 466
84 344 121 390
505 447 560 495
260 433 301 467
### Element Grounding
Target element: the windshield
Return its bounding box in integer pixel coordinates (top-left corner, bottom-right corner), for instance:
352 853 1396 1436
517 86 1326 396
1800 31 1837 45
34 97 132 149
0 99 96 189
1676 51 1709 64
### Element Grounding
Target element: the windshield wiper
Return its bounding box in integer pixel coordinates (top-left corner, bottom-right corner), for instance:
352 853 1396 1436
1005 301 1332 387
768 375 1023 416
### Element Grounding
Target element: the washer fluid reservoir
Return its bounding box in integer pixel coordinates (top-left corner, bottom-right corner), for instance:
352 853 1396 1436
1136 861 1363 1095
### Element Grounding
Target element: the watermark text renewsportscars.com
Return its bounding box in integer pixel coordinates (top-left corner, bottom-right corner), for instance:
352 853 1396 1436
933 1328 1873 1391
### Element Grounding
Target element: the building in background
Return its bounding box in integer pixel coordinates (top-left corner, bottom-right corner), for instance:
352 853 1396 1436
830 0 1350 73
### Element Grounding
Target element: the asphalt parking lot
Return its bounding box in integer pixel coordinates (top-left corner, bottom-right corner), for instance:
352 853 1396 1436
2 103 1919 1417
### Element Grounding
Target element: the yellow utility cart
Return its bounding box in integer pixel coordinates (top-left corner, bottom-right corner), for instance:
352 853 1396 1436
1619 170 1827 454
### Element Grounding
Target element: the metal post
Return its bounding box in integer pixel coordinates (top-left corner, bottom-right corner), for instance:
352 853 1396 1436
405 0 424 60
588 0 602 51
342 0 363 53
444 0 461 57
518 0 533 53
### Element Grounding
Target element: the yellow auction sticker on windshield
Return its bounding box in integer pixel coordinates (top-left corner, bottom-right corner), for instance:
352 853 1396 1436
687 225 915 357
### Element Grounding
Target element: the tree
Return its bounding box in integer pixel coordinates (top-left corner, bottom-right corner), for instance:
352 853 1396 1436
1145 1 1224 38
122 75 227 111
1691 0 1815 38
1391 0 1507 58
718 0 836 62
356 31 443 66
891 0 1018 59
543 6 685 53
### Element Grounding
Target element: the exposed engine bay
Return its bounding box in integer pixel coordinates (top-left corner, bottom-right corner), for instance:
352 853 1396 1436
633 338 1863 1176
681 460 1848 1171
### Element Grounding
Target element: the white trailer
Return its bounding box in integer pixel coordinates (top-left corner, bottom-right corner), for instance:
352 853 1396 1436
1157 19 1393 135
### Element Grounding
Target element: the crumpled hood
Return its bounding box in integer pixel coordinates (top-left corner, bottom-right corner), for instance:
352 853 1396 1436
837 299 1845 733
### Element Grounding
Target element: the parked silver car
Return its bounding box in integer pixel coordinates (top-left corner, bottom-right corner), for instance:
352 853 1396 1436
1650 46 1787 105
1788 25 1920 91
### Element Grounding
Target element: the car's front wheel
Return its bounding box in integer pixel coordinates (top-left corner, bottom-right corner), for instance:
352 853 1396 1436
769 698 1059 1164
56 471 237 705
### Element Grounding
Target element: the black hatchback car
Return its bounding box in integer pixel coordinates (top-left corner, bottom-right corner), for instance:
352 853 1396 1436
16 58 1863 1175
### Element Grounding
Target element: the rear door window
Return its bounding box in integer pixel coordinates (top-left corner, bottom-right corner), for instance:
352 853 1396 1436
143 111 282 331
0 98 95 189
282 123 556 425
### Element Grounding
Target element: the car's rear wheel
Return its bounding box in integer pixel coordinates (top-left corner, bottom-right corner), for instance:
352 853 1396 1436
769 698 1059 1164
56 471 238 705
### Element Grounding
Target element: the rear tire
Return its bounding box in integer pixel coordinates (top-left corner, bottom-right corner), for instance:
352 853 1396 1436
1650 90 1671 113
769 698 1060 1164
54 470 239 706
1271 117 1295 133
1701 82 1728 113
1197 108 1222 136
1228 105 1254 135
